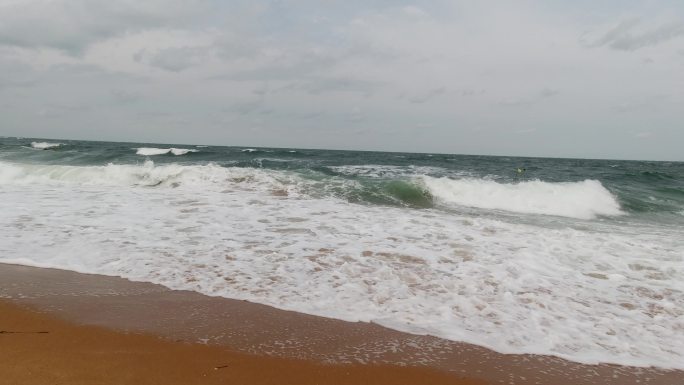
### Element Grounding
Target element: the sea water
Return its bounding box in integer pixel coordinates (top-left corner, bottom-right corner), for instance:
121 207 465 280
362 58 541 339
0 137 682 368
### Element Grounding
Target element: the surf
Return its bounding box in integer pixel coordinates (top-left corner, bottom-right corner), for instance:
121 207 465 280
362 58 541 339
30 141 62 150
135 147 198 156
421 176 623 219
1 163 682 369
1 137 683 370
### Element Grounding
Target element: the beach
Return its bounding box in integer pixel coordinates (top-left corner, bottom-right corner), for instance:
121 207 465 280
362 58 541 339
2 302 474 385
1 138 683 384
2 263 682 385
2 0 683 382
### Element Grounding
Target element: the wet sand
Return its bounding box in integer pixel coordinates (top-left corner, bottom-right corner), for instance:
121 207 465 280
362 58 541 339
0 301 481 385
1 263 682 385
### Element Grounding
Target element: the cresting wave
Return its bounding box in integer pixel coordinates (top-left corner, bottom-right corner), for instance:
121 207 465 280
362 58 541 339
0 160 287 190
136 147 198 156
0 160 622 219
30 141 62 150
421 176 623 220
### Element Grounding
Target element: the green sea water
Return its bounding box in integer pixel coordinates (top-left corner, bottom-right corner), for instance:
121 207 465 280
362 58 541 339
1 136 682 224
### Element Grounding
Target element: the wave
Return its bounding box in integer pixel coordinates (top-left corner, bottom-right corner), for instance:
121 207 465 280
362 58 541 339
0 160 431 208
135 147 198 156
1 159 625 219
0 160 287 191
330 164 453 179
637 171 676 181
322 179 433 208
30 141 62 150
421 177 623 219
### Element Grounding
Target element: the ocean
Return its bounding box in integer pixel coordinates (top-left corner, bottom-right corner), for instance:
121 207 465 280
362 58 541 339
1 137 682 369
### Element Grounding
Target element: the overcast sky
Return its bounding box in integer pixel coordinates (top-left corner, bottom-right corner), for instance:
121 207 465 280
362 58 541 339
0 0 682 160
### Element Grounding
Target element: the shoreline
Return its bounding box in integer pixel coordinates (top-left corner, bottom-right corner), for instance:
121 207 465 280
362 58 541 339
2 263 682 385
1 301 476 385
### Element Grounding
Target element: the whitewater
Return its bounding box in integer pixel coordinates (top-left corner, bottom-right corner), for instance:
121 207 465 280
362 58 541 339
1 137 683 370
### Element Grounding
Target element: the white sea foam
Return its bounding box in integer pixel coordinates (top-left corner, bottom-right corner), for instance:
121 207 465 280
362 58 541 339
171 148 197 156
422 177 623 219
1 160 683 369
135 147 197 156
30 141 62 150
0 160 289 190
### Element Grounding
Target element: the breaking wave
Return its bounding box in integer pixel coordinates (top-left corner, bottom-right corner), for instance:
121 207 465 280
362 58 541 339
0 160 285 190
422 176 623 219
135 147 198 156
30 142 62 150
0 160 636 220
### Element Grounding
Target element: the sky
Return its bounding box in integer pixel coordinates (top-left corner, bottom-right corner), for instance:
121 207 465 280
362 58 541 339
0 0 682 160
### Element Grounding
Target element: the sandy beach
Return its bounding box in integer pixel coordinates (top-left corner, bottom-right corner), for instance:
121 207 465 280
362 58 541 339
3 0 683 382
1 301 481 385
2 263 682 385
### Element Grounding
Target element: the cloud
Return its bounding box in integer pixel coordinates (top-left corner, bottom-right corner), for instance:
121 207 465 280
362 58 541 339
292 77 380 96
516 127 537 134
347 106 364 122
540 88 560 98
0 59 38 89
499 88 560 106
408 87 446 104
460 89 485 97
110 89 141 104
0 0 211 54
225 100 273 116
612 95 668 113
211 47 339 82
136 46 209 72
585 19 684 51
0 1 682 160
635 131 653 138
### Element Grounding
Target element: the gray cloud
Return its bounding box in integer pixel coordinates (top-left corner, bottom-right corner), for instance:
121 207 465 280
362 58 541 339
0 60 38 89
540 88 560 98
612 95 668 113
498 88 560 107
110 89 141 104
586 19 684 51
213 52 338 82
408 87 446 104
225 100 273 116
291 77 380 96
136 46 209 72
0 1 682 160
0 0 211 54
460 89 485 97
347 106 365 123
